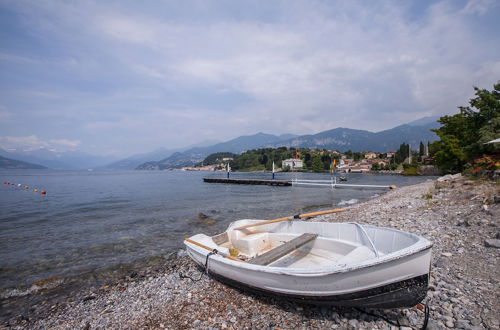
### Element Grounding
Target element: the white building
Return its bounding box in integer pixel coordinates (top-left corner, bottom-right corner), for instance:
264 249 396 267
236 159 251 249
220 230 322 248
282 158 303 169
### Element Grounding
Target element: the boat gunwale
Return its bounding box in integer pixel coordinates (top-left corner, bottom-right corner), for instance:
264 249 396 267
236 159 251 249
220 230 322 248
186 244 432 277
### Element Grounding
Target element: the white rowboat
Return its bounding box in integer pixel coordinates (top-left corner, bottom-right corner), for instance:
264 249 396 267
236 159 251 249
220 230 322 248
184 220 433 308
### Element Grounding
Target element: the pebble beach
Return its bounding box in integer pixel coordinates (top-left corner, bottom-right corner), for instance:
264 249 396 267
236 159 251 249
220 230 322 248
3 175 499 329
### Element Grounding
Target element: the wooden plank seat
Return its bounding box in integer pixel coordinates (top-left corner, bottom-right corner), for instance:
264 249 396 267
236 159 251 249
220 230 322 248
249 233 318 266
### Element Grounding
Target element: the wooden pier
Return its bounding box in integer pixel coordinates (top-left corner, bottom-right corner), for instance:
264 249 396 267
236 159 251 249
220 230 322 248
203 178 292 186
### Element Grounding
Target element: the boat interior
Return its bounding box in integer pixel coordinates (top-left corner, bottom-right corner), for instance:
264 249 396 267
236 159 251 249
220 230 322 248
200 220 421 269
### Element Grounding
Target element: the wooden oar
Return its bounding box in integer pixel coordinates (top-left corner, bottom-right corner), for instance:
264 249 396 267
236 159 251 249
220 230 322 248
184 238 243 262
233 208 348 231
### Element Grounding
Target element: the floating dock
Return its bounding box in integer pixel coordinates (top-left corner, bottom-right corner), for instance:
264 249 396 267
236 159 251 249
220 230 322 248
203 178 292 186
203 178 395 189
292 179 396 189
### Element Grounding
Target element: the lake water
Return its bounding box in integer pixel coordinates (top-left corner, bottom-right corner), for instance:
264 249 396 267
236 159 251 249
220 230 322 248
0 170 432 294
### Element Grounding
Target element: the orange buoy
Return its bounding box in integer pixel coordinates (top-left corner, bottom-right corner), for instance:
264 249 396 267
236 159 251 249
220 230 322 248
34 189 38 193
41 190 47 195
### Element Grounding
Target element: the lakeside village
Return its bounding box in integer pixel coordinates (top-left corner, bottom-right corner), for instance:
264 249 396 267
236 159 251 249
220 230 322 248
181 142 436 175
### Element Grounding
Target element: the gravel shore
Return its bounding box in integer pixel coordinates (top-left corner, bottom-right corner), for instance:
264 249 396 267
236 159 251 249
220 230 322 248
3 175 499 329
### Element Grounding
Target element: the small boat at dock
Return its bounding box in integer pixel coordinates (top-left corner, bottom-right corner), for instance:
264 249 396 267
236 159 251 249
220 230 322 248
184 214 433 308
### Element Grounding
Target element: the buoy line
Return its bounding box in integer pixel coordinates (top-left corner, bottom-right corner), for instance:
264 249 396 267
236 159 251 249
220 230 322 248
3 181 47 195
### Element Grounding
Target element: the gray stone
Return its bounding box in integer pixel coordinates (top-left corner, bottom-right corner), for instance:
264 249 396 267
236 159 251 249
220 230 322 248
484 239 500 248
425 320 441 330
438 174 454 182
397 316 410 326
348 319 359 328
408 315 419 326
461 191 478 199
470 318 482 326
176 249 188 257
456 319 470 329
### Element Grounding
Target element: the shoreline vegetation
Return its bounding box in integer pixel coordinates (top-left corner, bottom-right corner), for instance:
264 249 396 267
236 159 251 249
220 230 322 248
188 147 436 175
3 174 498 329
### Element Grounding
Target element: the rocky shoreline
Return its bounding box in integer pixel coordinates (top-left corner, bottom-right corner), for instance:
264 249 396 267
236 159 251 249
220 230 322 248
3 175 499 329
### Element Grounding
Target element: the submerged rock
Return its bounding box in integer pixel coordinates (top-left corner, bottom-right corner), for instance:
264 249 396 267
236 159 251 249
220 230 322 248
197 212 209 219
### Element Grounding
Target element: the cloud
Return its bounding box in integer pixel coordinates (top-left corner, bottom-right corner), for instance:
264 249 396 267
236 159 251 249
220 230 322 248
49 139 81 148
0 0 499 155
99 15 158 46
0 136 49 151
462 0 498 15
0 135 80 152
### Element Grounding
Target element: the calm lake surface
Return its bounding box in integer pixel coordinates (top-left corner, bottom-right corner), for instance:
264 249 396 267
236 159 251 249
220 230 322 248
0 169 433 293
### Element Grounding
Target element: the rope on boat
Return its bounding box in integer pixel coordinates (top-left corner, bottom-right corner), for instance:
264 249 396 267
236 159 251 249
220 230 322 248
349 222 380 258
179 249 217 282
422 303 430 330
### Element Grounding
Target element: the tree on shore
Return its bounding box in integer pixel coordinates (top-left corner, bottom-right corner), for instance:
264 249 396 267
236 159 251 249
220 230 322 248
395 143 410 164
431 82 499 174
311 156 324 173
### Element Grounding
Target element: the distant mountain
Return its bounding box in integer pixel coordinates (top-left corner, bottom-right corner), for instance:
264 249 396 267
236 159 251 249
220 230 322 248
0 155 46 169
274 128 374 150
406 116 441 127
103 147 177 170
369 123 439 151
270 121 439 152
136 117 440 170
103 139 222 170
276 133 298 140
0 148 118 169
136 133 299 170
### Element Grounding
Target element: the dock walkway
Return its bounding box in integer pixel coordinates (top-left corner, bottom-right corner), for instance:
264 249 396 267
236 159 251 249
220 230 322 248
203 178 395 189
203 178 291 186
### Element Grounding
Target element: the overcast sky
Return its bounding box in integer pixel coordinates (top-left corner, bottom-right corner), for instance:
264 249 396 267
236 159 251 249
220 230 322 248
0 0 499 157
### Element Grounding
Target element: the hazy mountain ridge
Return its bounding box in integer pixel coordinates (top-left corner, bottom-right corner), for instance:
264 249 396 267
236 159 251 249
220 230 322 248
0 155 47 169
0 117 439 170
136 133 298 170
103 139 223 170
0 148 118 169
270 122 439 152
405 116 441 127
136 118 440 170
273 128 375 150
103 148 179 170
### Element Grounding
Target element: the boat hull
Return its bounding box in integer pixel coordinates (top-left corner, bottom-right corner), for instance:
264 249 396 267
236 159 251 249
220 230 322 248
211 271 428 308
185 221 433 308
186 245 431 308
